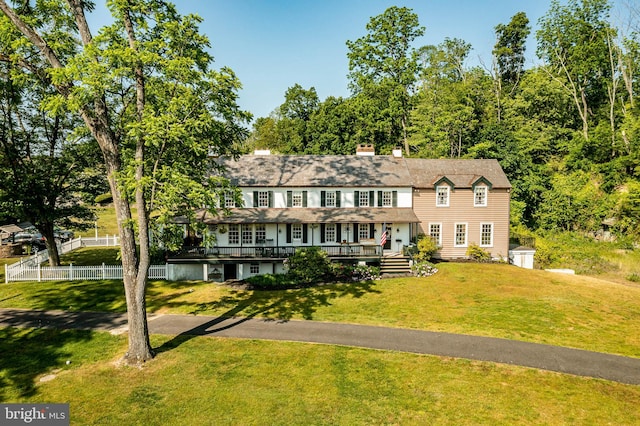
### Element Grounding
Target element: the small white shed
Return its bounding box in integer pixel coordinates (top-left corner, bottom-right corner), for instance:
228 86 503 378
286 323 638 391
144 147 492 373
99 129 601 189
509 246 536 269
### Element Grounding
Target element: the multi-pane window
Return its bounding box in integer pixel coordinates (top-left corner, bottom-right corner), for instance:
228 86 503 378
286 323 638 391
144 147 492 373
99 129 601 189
292 224 303 241
325 191 336 207
480 223 493 247
359 191 370 207
228 224 239 244
257 191 269 207
474 186 487 207
359 223 369 240
381 191 393 207
429 223 442 246
242 225 253 244
292 191 303 207
454 223 467 247
255 224 266 243
436 186 449 207
250 264 259 274
224 191 236 208
325 224 336 242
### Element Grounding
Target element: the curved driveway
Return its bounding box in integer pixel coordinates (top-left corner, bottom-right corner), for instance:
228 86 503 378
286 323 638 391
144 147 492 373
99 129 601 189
1 308 639 385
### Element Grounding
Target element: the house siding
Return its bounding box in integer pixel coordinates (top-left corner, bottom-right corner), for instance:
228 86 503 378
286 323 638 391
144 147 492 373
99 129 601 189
413 188 510 260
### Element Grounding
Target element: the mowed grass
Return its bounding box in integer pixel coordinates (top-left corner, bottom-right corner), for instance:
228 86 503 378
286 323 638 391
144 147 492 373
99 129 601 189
2 329 639 425
2 248 640 357
3 248 640 423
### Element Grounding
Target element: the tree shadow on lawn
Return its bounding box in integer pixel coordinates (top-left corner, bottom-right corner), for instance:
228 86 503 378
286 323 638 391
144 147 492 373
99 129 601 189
0 327 94 402
155 280 382 355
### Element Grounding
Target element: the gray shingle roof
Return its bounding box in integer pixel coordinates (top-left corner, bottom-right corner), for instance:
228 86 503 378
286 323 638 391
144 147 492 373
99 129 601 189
403 158 512 189
193 207 419 224
215 155 412 187
214 155 511 189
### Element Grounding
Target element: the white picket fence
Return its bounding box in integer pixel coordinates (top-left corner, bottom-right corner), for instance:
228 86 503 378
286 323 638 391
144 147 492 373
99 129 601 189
4 235 168 283
6 263 169 282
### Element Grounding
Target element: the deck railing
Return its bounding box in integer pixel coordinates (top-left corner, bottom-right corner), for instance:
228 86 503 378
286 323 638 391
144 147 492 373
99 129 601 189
178 244 382 259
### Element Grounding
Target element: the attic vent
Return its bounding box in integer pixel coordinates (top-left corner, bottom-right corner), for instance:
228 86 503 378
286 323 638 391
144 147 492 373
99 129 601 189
356 144 375 156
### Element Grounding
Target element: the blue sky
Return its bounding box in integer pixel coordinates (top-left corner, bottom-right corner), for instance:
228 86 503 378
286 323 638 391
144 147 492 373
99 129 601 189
93 1 626 121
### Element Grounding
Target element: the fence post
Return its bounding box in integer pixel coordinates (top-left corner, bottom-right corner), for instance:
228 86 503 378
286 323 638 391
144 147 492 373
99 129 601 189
69 263 73 281
4 264 7 284
102 263 105 279
38 263 41 282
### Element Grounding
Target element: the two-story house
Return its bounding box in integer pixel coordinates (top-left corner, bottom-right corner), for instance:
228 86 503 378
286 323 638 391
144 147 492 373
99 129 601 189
168 148 511 281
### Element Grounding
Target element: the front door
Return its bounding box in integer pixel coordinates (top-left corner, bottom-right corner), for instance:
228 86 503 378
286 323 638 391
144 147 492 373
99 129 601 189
384 225 392 250
224 263 237 280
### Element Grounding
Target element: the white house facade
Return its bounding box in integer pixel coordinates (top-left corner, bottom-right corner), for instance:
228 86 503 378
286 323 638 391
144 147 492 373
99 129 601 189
168 148 512 280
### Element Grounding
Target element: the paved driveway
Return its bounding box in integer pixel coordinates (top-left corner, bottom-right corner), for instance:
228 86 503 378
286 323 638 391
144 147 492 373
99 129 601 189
1 308 639 385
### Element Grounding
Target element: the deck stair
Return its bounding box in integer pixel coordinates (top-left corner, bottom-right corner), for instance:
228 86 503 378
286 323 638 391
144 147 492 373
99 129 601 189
380 253 412 276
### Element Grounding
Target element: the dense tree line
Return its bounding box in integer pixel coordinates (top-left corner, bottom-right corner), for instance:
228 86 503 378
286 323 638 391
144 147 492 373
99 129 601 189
246 1 640 241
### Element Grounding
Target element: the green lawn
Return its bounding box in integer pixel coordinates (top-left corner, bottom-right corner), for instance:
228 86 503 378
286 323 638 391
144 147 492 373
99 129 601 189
2 248 640 423
1 329 639 425
2 251 639 357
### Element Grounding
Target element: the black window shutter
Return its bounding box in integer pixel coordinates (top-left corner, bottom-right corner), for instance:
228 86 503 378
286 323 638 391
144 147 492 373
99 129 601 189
287 191 292 207
369 191 375 206
320 224 326 243
336 191 341 207
302 191 308 207
302 224 308 243
253 191 258 207
268 191 273 207
336 224 342 242
321 191 326 207
369 223 375 238
353 223 359 242
354 191 360 207
392 191 398 207
377 191 383 207
286 224 292 243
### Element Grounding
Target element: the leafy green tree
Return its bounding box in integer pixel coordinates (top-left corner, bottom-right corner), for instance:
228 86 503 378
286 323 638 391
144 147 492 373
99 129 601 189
537 0 613 141
0 0 249 364
305 96 358 155
493 12 531 88
346 6 424 155
411 39 483 158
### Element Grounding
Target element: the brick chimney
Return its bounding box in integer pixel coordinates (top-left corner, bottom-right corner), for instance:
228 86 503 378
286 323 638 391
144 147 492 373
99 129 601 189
356 144 375 156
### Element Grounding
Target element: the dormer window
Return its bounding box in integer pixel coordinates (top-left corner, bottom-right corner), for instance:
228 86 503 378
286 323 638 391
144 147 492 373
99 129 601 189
472 177 492 207
436 185 449 207
474 186 487 207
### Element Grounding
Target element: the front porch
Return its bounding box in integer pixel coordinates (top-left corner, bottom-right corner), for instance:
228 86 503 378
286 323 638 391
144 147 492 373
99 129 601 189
172 243 384 261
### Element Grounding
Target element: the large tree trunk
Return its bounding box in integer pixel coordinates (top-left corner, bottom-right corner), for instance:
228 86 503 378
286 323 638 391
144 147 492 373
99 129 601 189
0 1 154 364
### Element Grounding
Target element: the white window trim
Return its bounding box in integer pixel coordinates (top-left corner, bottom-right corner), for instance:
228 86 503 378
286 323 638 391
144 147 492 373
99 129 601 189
358 223 369 240
359 191 370 207
454 222 468 248
480 222 494 247
257 191 269 208
428 222 442 247
325 191 336 207
228 224 240 245
224 191 236 208
474 186 488 207
325 224 336 243
292 191 303 208
436 185 450 207
292 223 303 242
382 190 393 207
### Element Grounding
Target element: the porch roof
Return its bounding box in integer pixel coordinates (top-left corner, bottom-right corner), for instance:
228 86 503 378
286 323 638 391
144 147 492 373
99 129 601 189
191 207 420 225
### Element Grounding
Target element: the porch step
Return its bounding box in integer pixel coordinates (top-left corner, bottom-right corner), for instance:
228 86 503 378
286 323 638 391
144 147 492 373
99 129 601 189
380 255 412 276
